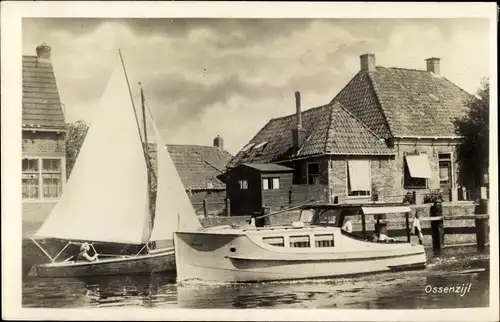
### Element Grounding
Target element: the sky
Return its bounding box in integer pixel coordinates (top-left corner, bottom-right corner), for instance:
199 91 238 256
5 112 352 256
23 18 491 155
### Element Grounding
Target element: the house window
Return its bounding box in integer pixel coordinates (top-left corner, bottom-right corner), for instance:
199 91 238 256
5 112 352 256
307 163 320 184
289 235 310 248
238 180 248 190
315 234 335 247
404 154 432 189
263 177 280 190
347 160 371 197
22 158 63 200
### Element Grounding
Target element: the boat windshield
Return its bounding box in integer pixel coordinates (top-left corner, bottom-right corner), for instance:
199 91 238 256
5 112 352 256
311 209 341 226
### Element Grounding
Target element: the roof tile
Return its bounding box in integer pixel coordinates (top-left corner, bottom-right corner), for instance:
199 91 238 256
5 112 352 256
22 55 65 129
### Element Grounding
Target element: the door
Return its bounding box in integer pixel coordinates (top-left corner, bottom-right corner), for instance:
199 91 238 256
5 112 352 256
438 154 452 202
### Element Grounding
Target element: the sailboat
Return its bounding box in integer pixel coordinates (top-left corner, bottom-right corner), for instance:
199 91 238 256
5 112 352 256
28 50 202 278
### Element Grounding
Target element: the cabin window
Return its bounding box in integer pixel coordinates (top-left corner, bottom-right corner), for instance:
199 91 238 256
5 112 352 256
289 235 310 248
404 154 431 189
307 163 320 185
347 160 371 197
262 236 284 247
263 177 280 190
315 234 335 247
238 180 248 189
22 158 63 200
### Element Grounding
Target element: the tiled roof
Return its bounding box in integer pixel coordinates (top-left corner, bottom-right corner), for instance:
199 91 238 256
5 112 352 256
228 102 393 167
22 55 65 129
166 145 233 190
331 67 473 138
243 163 294 172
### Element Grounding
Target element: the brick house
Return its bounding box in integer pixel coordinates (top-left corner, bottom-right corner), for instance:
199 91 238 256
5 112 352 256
165 135 233 214
22 43 67 233
226 53 474 207
226 93 395 209
331 54 473 202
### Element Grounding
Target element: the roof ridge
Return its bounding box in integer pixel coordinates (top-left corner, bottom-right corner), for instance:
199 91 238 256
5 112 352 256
379 66 429 73
334 101 385 141
366 70 394 138
324 105 336 154
268 102 333 122
441 76 475 98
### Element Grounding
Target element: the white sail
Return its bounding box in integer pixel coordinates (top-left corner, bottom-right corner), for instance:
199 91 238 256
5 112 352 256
149 121 202 242
34 58 151 244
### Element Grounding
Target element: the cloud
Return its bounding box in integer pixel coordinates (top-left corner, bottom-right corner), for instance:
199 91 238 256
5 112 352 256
23 18 491 155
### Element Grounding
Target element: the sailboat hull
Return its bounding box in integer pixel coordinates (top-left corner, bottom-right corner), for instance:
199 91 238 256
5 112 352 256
174 227 427 283
28 249 175 278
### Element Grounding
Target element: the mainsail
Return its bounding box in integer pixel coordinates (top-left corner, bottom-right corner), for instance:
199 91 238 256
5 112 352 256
33 58 151 244
149 119 202 242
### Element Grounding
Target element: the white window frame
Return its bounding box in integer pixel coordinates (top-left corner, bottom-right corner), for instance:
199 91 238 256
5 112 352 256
22 156 66 202
346 160 372 199
272 177 280 190
262 177 280 190
262 178 269 190
238 180 248 190
306 162 320 185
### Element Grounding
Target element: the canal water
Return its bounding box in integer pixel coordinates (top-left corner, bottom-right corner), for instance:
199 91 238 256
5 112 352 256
22 246 490 309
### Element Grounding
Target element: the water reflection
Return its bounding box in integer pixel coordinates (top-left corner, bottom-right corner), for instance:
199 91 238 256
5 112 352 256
23 246 490 309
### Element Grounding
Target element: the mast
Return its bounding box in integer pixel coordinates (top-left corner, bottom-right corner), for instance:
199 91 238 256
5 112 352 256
140 83 156 232
118 49 155 239
118 49 148 163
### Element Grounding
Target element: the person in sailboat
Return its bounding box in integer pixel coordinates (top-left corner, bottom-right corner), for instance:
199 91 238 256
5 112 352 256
77 242 99 262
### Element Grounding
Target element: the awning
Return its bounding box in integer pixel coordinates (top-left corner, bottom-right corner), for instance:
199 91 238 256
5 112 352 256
347 160 371 191
362 206 412 215
405 155 432 179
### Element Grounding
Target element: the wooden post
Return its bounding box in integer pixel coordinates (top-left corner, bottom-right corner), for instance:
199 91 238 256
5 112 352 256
474 198 489 252
361 214 366 237
405 212 411 242
203 199 208 218
225 198 231 217
430 200 444 252
412 191 417 205
374 214 387 236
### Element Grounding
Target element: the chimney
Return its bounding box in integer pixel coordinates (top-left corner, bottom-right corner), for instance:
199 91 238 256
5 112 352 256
360 53 376 71
213 135 223 150
295 91 302 130
36 43 51 61
292 91 306 153
425 57 440 75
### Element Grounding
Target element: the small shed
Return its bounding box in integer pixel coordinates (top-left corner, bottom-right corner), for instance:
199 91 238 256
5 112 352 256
219 163 294 216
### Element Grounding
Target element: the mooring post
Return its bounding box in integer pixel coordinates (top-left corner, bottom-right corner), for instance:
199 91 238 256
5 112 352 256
430 199 444 252
474 195 489 252
225 198 231 217
361 214 366 237
203 199 208 218
405 212 411 242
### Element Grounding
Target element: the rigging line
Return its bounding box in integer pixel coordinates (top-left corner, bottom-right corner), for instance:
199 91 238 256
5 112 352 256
118 49 150 170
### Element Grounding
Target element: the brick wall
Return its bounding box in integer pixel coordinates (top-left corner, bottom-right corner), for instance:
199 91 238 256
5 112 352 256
189 190 227 215
391 141 458 203
22 131 66 155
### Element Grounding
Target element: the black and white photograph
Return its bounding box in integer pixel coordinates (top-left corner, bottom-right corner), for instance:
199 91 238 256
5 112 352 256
1 2 498 321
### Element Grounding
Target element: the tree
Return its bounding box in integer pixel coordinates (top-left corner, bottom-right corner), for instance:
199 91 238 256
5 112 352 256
453 78 489 188
66 120 89 179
